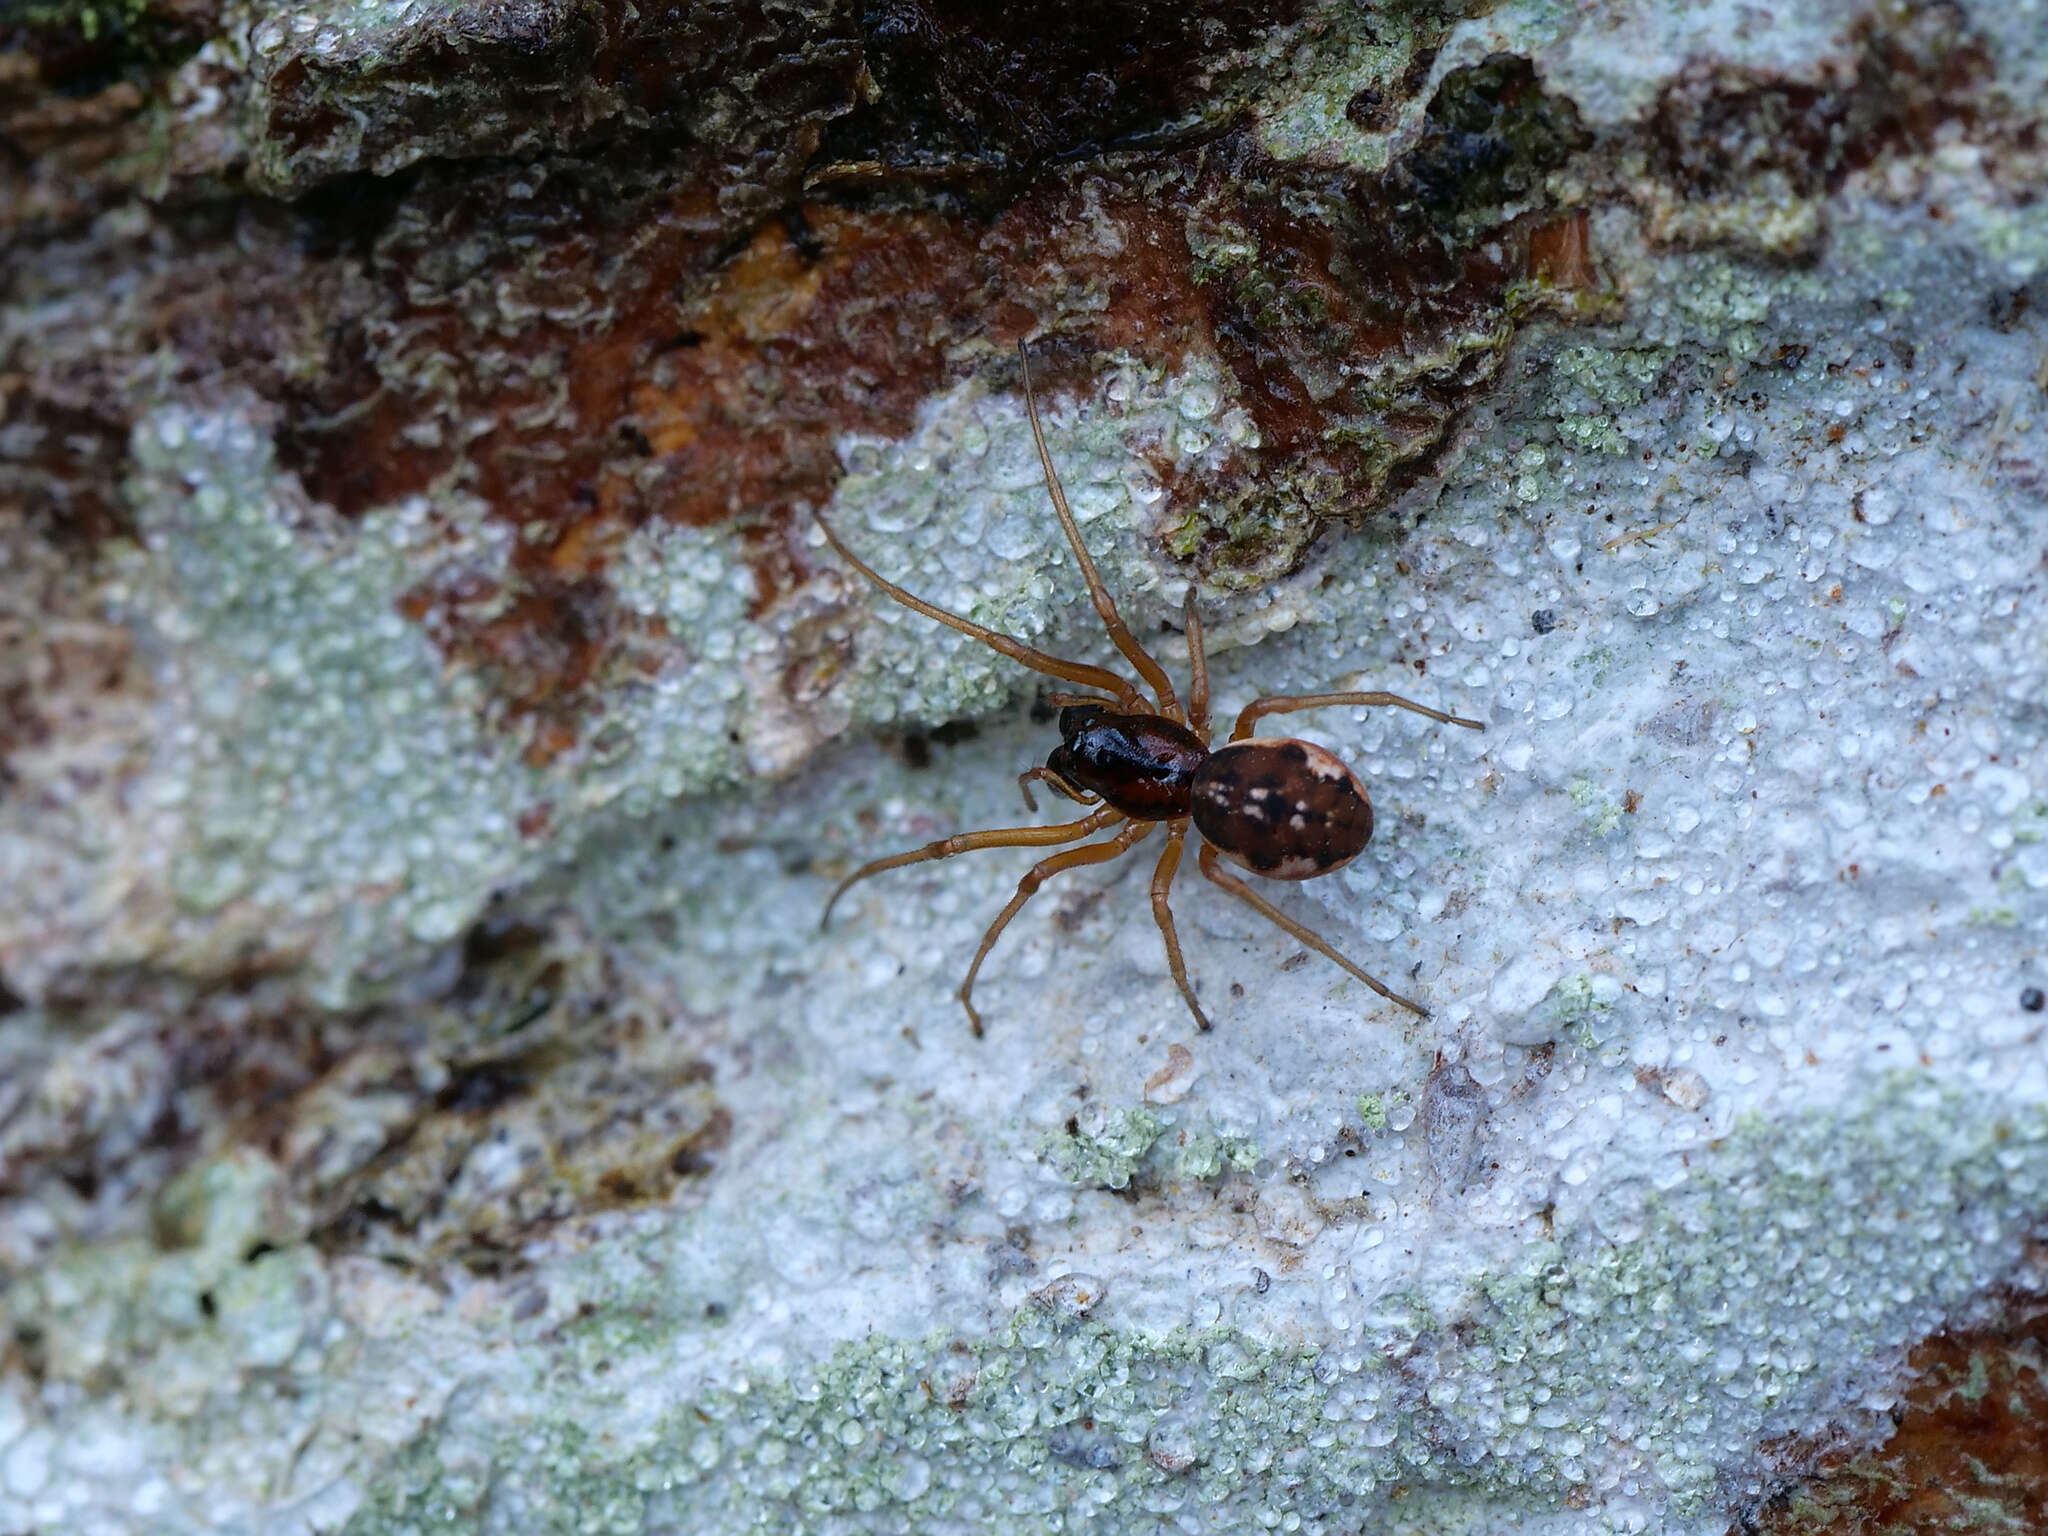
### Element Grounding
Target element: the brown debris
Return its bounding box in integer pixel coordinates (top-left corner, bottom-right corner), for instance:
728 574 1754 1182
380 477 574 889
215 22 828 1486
1636 3 2005 256
1528 211 1597 290
299 994 731 1264
1747 1299 2048 1534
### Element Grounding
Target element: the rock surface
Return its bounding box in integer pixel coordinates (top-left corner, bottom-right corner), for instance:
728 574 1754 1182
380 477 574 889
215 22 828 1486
2 0 2046 1530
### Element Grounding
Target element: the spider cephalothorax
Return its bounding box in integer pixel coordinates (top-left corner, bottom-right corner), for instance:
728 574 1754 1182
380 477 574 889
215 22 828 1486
819 343 1484 1035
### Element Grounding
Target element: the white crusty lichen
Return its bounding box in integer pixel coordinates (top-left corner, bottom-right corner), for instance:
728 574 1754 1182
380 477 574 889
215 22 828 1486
108 405 536 991
332 1080 2047 1534
5 357 1244 1000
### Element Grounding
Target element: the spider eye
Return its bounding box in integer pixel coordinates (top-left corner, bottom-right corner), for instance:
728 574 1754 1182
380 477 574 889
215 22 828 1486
1057 703 1107 738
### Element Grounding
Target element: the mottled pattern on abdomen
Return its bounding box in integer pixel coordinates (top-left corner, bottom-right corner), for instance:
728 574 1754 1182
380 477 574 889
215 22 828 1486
1190 738 1374 880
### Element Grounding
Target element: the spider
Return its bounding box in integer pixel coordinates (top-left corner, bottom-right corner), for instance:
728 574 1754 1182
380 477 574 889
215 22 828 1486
818 342 1485 1036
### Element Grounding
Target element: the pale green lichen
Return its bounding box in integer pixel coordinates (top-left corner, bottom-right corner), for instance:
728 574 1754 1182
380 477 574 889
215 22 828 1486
1641 254 1827 363
1170 1132 1261 1180
1568 646 1615 690
123 406 539 995
1355 1089 1409 1132
1038 1106 1168 1189
1566 776 1623 835
12 1148 312 1420
1252 6 1438 172
1546 342 1670 457
1968 905 2021 928
311 1075 2048 1535
1039 1107 1261 1187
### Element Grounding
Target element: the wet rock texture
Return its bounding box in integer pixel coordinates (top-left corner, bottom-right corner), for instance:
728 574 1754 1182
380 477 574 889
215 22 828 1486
3 0 2048 1530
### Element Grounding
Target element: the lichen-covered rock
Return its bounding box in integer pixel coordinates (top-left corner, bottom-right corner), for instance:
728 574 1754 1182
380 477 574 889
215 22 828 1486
6 0 1628 995
2 0 2046 1530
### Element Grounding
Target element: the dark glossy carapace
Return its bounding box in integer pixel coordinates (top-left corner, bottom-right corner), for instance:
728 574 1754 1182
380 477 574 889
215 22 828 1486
1045 704 1208 819
1048 710 1375 880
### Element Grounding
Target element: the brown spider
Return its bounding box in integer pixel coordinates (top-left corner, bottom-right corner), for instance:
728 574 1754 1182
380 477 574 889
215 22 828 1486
818 343 1485 1035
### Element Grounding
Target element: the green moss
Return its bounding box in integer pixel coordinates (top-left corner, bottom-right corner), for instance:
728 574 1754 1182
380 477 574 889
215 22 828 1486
16 0 147 42
1161 487 1331 593
1165 50 1585 587
1399 54 1589 239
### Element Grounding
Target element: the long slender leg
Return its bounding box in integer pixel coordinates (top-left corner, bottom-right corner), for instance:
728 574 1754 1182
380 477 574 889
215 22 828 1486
1183 590 1210 743
1017 342 1182 720
1197 844 1428 1018
1231 690 1486 743
816 513 1143 711
960 820 1153 1036
1150 820 1209 1031
822 807 1119 928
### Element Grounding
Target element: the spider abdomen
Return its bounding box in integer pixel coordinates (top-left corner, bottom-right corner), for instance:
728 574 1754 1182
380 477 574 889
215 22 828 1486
1190 738 1374 881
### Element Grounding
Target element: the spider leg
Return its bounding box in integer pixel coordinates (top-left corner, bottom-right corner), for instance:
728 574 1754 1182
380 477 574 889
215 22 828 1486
1018 342 1183 721
1230 690 1486 743
1197 843 1428 1019
959 818 1151 1036
1150 819 1209 1031
1018 765 1099 813
816 513 1144 711
1183 590 1210 743
822 806 1119 929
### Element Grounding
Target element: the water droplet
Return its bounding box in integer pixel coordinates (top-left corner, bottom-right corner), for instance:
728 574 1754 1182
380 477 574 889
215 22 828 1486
1146 1412 1200 1475
893 1455 930 1500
